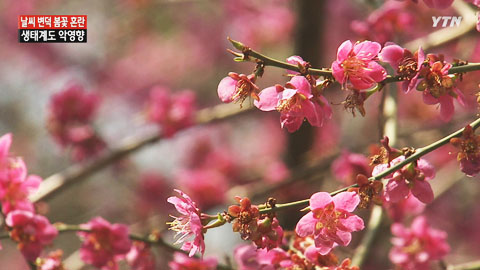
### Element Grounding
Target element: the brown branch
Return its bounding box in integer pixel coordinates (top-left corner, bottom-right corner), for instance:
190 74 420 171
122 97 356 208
30 103 253 203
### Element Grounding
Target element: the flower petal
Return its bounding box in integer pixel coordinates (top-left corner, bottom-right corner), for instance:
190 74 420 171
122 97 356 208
332 192 360 212
310 192 333 210
411 180 434 203
255 86 281 111
295 212 316 237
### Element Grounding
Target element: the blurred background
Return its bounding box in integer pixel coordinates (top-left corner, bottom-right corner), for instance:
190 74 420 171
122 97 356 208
0 0 480 269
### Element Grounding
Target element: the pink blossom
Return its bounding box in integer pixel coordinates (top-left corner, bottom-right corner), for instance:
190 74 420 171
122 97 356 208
390 216 450 270
373 156 435 203
331 40 387 90
234 245 291 270
135 172 170 218
351 1 414 44
217 73 259 104
147 86 196 137
6 210 58 261
416 56 465 122
0 133 41 214
331 151 371 185
295 192 364 255
167 189 205 257
126 241 155 270
384 194 426 222
37 250 64 270
286 55 308 74
379 43 425 93
77 217 132 269
168 252 217 270
254 76 332 133
422 0 454 9
48 84 105 161
176 169 227 209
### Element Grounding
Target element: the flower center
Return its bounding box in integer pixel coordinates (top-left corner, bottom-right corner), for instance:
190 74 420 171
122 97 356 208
342 56 369 81
276 94 304 113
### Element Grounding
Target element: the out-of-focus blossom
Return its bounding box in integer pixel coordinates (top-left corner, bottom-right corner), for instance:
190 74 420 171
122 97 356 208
421 0 454 9
331 40 387 90
255 76 332 132
450 125 480 176
36 250 64 270
331 151 371 185
6 210 58 261
77 217 132 269
135 172 170 218
169 252 217 270
384 193 426 222
176 169 228 209
390 216 450 270
379 43 425 93
146 86 196 137
224 0 295 47
47 84 105 161
373 156 435 203
217 72 259 105
263 161 290 184
0 133 41 214
295 192 364 255
351 1 414 44
416 55 465 122
234 244 291 270
167 189 205 257
126 241 155 270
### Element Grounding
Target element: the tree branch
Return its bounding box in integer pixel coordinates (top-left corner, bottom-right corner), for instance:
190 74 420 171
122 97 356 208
30 103 253 203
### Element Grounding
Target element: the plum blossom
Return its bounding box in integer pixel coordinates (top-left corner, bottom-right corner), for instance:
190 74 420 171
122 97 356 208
77 217 132 269
384 193 426 222
450 125 480 176
217 72 260 105
390 216 450 270
176 168 228 209
36 250 64 270
147 86 196 137
331 151 371 185
286 55 309 75
379 43 425 93
373 156 435 203
228 197 284 250
0 133 41 215
169 252 217 270
167 189 205 257
126 241 155 270
234 245 291 270
331 40 387 90
295 192 364 255
351 1 414 44
416 55 465 122
421 0 454 9
48 84 105 161
255 76 332 132
6 210 58 261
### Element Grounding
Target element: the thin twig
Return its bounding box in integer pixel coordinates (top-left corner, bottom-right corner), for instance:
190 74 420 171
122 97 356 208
258 117 480 214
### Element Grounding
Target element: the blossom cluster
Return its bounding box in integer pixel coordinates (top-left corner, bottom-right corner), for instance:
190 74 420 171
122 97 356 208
218 39 468 134
0 134 58 262
47 84 105 161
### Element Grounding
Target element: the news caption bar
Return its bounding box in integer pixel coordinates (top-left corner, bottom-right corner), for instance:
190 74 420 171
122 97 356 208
18 15 87 43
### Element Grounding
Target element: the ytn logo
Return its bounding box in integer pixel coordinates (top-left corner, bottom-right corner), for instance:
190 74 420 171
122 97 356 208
432 16 462 27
